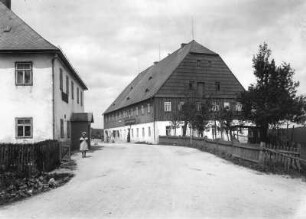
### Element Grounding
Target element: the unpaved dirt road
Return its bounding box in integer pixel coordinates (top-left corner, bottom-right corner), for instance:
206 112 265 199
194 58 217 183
1 143 306 219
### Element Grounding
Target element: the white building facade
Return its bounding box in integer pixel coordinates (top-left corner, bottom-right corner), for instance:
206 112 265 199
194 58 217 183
0 0 89 144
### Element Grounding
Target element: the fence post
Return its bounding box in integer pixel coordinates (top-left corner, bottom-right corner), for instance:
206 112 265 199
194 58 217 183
258 142 265 165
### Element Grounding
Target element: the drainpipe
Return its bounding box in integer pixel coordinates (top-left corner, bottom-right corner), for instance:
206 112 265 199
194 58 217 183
51 54 57 139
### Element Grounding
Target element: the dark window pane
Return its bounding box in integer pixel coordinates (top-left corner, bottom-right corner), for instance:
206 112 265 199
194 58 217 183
24 71 31 84
24 119 31 124
17 120 24 124
17 71 23 84
17 126 24 137
24 126 31 137
17 63 31 70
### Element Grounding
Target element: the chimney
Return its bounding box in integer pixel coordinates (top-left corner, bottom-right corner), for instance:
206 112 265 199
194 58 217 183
0 0 11 9
181 43 187 48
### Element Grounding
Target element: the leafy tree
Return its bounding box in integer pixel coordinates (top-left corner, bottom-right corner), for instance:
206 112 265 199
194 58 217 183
192 100 212 137
180 100 197 136
241 43 305 142
170 110 182 136
218 106 234 141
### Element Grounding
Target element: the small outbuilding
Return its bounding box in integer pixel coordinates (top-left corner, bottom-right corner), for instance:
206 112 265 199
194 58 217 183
71 113 94 150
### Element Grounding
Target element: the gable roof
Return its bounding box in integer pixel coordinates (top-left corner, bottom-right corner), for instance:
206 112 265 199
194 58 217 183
104 40 218 114
0 3 57 50
0 2 88 90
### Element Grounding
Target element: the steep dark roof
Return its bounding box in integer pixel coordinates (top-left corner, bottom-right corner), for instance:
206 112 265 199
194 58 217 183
104 40 218 114
0 2 88 90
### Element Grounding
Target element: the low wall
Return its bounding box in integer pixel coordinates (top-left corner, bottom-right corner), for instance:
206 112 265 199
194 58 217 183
159 136 260 163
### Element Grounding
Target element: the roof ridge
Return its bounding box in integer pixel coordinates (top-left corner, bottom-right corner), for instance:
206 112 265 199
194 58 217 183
103 42 193 114
0 3 58 50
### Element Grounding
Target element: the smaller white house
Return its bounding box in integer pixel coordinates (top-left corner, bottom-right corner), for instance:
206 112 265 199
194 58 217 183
0 0 93 145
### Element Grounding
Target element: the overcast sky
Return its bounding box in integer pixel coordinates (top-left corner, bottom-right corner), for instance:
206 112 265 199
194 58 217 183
12 0 306 128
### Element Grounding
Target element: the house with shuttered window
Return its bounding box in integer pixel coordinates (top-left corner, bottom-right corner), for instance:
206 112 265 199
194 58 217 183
0 0 93 145
103 40 245 144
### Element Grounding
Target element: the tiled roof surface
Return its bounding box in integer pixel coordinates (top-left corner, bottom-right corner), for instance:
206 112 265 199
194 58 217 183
0 3 58 50
0 2 88 90
104 40 218 114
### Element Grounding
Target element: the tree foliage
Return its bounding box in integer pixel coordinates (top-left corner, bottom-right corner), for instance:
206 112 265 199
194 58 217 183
241 43 306 141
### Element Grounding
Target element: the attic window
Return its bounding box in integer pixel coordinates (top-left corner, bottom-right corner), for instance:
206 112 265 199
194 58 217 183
112 103 115 106
130 86 133 90
148 76 153 80
196 60 201 67
145 88 149 92
208 60 212 66
127 97 130 100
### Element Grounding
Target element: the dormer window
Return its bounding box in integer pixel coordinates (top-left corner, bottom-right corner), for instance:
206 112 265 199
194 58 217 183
145 88 149 92
149 76 153 80
15 62 33 86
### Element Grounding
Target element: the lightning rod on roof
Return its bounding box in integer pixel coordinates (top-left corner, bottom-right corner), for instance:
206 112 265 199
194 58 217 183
192 17 195 40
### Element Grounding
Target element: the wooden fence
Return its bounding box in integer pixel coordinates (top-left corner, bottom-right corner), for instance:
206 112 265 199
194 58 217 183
0 140 60 176
261 142 303 172
159 136 306 172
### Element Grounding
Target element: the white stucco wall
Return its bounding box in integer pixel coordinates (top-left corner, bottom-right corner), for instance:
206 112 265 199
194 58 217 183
0 54 53 143
104 120 249 144
53 58 85 142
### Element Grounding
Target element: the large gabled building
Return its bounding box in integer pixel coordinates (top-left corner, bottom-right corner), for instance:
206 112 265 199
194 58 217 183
103 40 245 144
0 0 93 147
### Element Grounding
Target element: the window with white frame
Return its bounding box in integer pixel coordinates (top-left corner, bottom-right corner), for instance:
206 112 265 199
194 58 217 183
137 128 139 137
224 102 230 110
164 102 171 112
141 105 144 114
136 107 139 116
142 127 145 137
236 102 242 112
15 62 33 86
16 118 33 138
147 103 151 113
212 101 220 111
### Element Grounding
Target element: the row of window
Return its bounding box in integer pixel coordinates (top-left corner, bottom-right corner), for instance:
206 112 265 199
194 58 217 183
15 117 71 139
163 101 242 112
188 81 221 97
111 127 151 139
14 62 84 106
106 103 151 122
59 68 83 106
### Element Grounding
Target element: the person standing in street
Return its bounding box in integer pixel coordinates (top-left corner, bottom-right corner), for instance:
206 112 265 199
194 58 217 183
80 132 89 158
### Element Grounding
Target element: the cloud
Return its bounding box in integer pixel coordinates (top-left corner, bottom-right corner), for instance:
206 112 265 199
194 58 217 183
12 0 306 127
